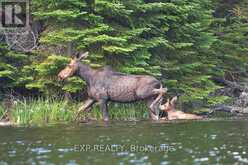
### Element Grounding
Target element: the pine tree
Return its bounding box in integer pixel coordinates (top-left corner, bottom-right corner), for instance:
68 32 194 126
28 0 219 105
0 43 30 97
212 0 248 81
2 0 247 109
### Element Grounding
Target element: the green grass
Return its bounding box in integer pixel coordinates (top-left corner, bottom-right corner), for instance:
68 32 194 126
91 102 148 121
9 98 75 125
0 97 149 125
0 105 4 118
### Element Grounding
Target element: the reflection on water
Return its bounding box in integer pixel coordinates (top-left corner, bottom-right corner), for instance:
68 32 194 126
0 119 248 164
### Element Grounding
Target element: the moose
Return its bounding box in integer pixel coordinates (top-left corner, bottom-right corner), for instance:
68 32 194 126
160 96 203 120
58 52 167 121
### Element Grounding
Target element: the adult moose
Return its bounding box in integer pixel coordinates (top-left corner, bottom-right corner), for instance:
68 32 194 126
58 52 167 121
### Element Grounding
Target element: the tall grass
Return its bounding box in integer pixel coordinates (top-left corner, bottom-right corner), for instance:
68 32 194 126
109 102 148 120
2 97 149 125
0 105 4 118
90 102 148 121
10 98 76 125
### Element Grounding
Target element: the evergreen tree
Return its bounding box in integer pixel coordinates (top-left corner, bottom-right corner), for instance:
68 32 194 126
212 0 248 82
28 0 219 106
0 43 30 98
0 0 247 110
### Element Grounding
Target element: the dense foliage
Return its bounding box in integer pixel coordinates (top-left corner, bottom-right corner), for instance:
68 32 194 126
0 0 248 110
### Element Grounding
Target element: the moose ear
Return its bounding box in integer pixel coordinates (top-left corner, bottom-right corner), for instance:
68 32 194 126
72 52 79 60
170 96 178 106
77 52 89 61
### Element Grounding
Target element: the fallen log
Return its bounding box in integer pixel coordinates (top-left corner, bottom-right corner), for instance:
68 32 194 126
210 77 244 91
210 105 236 113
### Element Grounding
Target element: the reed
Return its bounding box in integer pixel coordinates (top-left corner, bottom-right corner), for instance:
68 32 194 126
9 97 74 125
91 102 148 121
4 97 149 125
0 105 4 118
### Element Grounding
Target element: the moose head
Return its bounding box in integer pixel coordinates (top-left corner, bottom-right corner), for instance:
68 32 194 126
58 52 89 81
160 96 178 112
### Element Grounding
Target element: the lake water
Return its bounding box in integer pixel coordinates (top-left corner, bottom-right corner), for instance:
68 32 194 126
0 119 248 164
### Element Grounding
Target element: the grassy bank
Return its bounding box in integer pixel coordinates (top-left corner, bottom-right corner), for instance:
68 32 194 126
0 98 148 125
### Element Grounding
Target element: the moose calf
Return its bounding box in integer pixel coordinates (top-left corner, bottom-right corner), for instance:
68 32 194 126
160 96 203 120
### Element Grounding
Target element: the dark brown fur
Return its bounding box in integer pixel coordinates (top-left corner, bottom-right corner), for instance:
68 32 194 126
58 52 166 121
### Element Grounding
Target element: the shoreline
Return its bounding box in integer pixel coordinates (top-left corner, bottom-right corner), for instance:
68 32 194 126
0 121 15 126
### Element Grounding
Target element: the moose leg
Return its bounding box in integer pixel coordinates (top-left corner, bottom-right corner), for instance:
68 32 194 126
146 98 159 120
99 100 109 121
75 99 96 119
149 91 165 111
149 86 167 120
149 88 166 115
